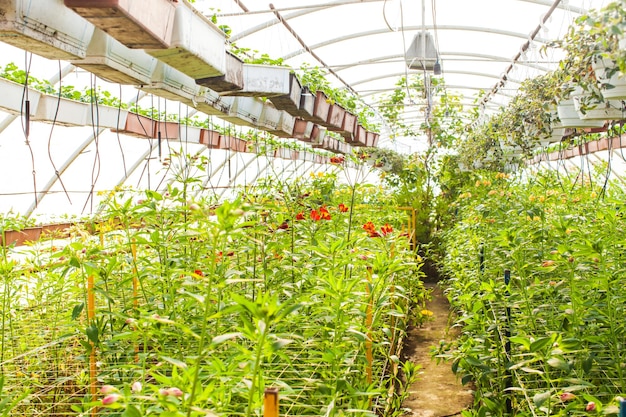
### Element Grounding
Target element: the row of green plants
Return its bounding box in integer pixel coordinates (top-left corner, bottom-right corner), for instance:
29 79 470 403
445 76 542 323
436 168 626 416
0 156 430 417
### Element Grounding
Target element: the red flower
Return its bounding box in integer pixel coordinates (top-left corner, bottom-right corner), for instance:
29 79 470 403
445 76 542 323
338 203 349 213
363 221 380 237
380 224 393 236
194 269 203 276
295 212 305 220
310 209 321 221
319 206 331 220
330 156 345 164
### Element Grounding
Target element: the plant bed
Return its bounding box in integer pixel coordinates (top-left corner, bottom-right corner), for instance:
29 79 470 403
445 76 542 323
219 135 248 152
140 62 203 107
64 0 177 49
0 77 41 116
111 113 156 138
85 103 129 129
199 129 221 148
33 94 88 127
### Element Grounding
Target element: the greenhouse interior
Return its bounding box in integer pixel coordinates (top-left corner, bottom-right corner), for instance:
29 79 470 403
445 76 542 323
2 0 626 416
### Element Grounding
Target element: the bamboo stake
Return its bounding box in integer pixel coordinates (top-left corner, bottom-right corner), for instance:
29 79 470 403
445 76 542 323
263 387 279 417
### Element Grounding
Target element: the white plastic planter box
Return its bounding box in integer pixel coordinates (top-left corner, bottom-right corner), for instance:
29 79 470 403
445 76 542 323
147 2 226 80
556 98 605 129
64 0 176 49
196 90 234 116
0 78 41 116
0 0 95 59
270 72 302 113
70 28 158 85
221 97 264 127
85 104 128 129
573 93 624 121
33 94 88 126
224 64 291 98
593 56 626 100
140 62 203 107
178 125 202 143
267 111 296 138
196 52 244 93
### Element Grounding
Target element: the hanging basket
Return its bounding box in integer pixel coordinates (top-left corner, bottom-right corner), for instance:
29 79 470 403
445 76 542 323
556 98 605 129
593 55 626 100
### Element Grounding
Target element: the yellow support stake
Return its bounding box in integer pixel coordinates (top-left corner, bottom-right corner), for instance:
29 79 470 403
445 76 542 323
87 274 97 416
264 387 279 417
365 267 373 385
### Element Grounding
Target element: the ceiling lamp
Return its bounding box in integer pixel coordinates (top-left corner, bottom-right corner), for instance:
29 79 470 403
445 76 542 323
405 31 439 71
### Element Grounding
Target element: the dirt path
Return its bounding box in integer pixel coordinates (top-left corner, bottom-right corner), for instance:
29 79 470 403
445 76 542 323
401 282 474 417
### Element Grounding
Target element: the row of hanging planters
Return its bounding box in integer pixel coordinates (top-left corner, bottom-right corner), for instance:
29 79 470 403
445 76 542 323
459 1 626 169
0 0 382 153
436 169 626 416
0 162 429 417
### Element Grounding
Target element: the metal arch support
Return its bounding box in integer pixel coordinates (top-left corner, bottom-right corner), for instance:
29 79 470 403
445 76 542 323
195 148 238 200
280 25 551 61
228 1 583 43
596 149 626 186
329 51 552 73
243 155 274 190
351 69 524 89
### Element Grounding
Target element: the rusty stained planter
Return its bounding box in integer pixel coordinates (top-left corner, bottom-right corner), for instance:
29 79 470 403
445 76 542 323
219 135 248 152
196 52 244 94
325 104 346 132
270 72 303 113
366 131 380 147
70 28 158 85
311 91 331 125
64 0 177 49
1 223 72 247
310 124 327 148
1 0 94 59
340 112 357 139
350 124 368 147
292 118 314 141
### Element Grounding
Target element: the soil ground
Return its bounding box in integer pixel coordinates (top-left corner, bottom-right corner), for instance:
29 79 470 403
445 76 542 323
401 282 474 417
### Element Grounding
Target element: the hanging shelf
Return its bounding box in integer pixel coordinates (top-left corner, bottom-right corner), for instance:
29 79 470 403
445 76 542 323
0 0 95 59
63 0 177 49
140 61 203 107
221 64 292 98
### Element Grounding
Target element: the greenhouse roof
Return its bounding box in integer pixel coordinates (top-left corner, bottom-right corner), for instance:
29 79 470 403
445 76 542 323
0 0 611 222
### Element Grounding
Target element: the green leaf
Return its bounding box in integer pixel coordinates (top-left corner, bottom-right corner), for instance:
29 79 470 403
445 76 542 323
211 332 242 345
86 324 99 345
533 391 552 407
161 356 187 369
530 337 552 352
71 303 84 321
509 336 531 350
547 357 570 371
122 404 142 417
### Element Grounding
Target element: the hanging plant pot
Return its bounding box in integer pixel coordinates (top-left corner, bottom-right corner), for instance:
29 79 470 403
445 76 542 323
33 94 88 127
270 72 302 112
153 120 179 140
140 62 203 107
2 0 95 59
70 28 158 85
257 105 282 132
538 126 565 147
196 52 244 93
196 90 234 116
573 92 624 120
351 124 368 146
293 86 315 119
199 129 221 148
64 0 176 49
324 104 346 131
366 131 380 147
178 125 202 143
267 111 296 138
222 64 292 98
310 124 327 148
85 104 129 129
339 112 357 139
556 98 605 129
0 78 40 116
112 113 156 138
593 56 626 100
219 136 247 152
221 97 265 127
146 2 227 80
293 118 314 141
312 91 331 124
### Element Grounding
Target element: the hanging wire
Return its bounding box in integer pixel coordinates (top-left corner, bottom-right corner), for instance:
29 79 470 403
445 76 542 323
115 84 128 178
21 52 38 209
81 73 103 215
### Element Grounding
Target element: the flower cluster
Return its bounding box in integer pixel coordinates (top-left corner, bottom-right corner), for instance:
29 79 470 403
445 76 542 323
362 221 393 237
330 156 345 164
310 206 331 221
